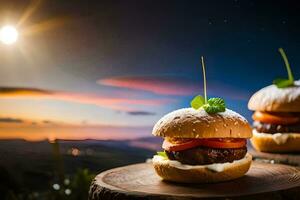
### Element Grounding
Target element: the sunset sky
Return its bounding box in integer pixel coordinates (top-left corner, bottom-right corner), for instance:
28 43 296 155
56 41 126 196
0 0 299 140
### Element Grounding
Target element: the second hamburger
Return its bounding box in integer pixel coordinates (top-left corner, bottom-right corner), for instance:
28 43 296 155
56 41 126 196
248 80 300 152
248 48 300 152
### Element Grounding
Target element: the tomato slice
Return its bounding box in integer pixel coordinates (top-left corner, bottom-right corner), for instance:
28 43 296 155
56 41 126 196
162 139 202 152
252 111 300 125
199 139 246 149
162 138 246 151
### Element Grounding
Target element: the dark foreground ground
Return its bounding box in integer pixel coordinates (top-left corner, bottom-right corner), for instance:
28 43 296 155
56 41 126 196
0 137 161 200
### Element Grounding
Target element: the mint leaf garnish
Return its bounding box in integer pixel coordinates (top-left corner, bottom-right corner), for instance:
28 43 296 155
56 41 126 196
157 151 168 159
190 95 205 109
203 98 226 114
190 56 227 114
273 48 295 88
191 95 226 114
273 78 294 88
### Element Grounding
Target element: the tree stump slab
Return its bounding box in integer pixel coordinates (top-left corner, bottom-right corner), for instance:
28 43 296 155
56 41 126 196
249 147 300 166
89 161 300 200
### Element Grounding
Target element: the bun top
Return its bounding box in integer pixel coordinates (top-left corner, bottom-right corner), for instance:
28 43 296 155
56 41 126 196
248 80 300 112
152 108 252 138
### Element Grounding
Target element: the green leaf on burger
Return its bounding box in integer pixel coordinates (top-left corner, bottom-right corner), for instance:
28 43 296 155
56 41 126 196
190 95 205 109
203 98 226 113
273 78 294 88
190 56 226 114
273 48 295 88
157 151 168 159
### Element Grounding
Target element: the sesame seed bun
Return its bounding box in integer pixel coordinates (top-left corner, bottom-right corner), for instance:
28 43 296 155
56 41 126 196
251 130 300 152
152 108 252 139
248 80 300 112
152 153 252 183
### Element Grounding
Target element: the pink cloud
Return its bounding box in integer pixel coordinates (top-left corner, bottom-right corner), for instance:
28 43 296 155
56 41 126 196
53 92 170 111
98 76 197 96
98 76 250 100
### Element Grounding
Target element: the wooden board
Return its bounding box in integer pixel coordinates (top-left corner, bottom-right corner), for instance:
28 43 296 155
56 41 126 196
249 146 300 166
89 162 300 200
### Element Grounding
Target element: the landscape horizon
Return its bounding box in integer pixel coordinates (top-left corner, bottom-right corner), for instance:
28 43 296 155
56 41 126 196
0 0 299 199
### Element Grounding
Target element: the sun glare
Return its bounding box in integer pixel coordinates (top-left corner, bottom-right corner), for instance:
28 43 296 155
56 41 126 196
0 25 18 45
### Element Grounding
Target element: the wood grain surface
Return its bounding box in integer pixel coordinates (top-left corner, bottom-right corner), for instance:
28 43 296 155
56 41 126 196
249 146 300 166
89 162 300 200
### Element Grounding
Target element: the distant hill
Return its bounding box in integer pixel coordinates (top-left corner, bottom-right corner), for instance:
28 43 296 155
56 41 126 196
127 137 162 151
55 136 162 151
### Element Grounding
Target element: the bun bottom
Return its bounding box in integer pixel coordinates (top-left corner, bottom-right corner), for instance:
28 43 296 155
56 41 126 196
251 130 300 153
152 154 252 183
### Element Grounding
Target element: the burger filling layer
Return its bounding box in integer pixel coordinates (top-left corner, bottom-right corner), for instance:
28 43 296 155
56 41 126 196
153 153 252 172
253 121 300 133
162 138 247 165
252 111 300 134
166 146 247 165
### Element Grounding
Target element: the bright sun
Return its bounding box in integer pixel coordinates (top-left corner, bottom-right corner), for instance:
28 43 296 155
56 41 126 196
0 25 18 45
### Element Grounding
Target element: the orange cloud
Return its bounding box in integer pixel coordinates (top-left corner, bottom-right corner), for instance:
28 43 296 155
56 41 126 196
98 76 197 96
0 121 151 141
0 87 52 96
0 87 170 111
0 117 24 123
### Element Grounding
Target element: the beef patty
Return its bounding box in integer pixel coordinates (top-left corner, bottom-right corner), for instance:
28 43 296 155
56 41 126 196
165 146 247 165
253 121 300 134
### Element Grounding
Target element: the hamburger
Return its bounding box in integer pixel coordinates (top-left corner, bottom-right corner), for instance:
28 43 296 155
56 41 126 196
152 107 252 183
248 80 300 152
248 48 300 153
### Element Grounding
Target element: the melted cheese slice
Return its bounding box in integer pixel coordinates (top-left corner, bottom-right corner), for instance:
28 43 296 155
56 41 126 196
253 129 299 145
152 153 251 172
